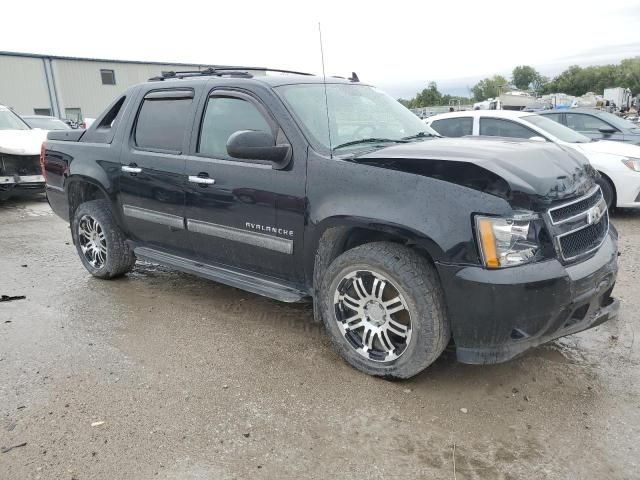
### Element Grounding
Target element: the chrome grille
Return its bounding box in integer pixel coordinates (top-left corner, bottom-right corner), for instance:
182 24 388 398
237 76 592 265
548 186 601 224
558 214 608 261
547 186 609 262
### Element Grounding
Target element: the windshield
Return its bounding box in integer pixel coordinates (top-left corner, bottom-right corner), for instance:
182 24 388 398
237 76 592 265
24 117 70 130
0 107 30 130
594 111 640 131
523 114 591 143
275 83 429 152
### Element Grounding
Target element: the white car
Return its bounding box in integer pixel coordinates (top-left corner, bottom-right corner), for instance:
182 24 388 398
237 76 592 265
0 105 48 200
21 115 72 131
425 110 640 209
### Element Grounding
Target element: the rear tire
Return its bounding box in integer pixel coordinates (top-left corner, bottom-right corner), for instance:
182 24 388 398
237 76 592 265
71 199 136 279
317 242 449 379
597 175 615 210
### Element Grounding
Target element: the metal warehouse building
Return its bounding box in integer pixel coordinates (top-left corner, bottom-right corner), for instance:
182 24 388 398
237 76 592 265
0 51 210 122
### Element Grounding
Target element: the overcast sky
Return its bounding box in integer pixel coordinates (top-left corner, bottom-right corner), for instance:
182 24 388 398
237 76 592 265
2 0 639 98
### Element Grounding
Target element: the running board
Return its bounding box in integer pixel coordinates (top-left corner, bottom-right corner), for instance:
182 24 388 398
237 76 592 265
133 247 307 303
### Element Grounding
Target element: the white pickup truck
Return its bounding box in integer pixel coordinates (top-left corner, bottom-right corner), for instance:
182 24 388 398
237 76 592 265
0 105 47 200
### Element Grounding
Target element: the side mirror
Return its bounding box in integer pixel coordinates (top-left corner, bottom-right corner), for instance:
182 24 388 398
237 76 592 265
598 126 617 135
226 130 291 169
529 136 546 142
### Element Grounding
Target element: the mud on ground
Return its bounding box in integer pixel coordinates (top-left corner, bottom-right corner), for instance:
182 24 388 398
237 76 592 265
1 195 639 479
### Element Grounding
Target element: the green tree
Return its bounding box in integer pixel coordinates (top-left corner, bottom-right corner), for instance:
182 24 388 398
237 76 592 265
414 82 443 107
400 82 472 109
619 57 640 93
472 75 508 101
512 65 541 90
541 58 640 96
531 75 549 93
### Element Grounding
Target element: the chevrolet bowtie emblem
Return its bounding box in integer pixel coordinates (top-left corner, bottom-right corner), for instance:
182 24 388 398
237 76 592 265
586 198 607 225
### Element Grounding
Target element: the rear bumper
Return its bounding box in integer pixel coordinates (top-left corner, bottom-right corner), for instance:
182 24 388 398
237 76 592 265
437 232 619 364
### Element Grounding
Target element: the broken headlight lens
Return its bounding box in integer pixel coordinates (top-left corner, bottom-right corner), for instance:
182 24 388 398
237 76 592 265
475 214 541 268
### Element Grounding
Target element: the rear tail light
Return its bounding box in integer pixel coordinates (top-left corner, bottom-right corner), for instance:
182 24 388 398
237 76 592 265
40 142 46 179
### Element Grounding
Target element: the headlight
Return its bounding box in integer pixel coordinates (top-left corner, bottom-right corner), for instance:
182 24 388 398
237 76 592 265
622 157 640 172
475 213 541 268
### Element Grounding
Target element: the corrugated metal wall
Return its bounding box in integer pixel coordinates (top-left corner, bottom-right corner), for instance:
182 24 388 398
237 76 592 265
0 55 51 114
0 53 205 119
52 59 205 119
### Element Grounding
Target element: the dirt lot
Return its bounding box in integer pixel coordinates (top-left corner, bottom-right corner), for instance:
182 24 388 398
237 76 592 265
1 195 639 480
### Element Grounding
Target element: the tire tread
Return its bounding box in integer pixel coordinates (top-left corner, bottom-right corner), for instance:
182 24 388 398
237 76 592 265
72 199 136 279
318 241 449 379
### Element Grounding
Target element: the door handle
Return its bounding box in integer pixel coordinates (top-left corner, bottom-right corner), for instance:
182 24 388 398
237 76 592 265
122 165 142 174
188 175 215 185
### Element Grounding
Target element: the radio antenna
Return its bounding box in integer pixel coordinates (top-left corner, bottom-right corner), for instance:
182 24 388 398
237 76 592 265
318 22 333 158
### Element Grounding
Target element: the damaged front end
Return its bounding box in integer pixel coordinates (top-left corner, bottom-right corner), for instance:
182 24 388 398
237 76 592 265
355 137 619 364
0 152 45 199
439 183 619 365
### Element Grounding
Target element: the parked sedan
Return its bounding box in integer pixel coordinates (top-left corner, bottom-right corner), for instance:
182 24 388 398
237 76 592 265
425 110 640 209
21 115 71 131
538 109 640 144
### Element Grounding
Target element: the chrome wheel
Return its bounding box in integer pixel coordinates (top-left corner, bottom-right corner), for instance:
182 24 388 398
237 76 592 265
77 214 107 269
333 270 412 362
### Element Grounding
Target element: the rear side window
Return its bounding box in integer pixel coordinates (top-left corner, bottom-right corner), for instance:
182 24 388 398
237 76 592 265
198 96 271 159
430 117 473 137
479 118 537 139
135 94 193 152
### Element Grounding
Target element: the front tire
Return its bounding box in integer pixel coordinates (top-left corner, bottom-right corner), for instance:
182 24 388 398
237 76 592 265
72 199 136 279
597 176 615 210
318 242 449 379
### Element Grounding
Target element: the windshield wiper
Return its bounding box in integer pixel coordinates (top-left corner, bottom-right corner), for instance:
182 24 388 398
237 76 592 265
332 138 409 151
401 131 438 141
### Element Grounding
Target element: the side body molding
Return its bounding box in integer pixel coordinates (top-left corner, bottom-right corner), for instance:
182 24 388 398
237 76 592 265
187 219 293 255
122 205 185 230
121 204 294 254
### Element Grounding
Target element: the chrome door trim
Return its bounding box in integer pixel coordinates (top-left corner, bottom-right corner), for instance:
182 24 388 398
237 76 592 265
122 205 185 229
121 165 142 173
186 219 293 254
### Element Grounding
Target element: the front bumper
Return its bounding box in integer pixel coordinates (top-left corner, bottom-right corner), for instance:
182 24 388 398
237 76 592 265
437 232 619 364
612 169 640 208
0 174 45 192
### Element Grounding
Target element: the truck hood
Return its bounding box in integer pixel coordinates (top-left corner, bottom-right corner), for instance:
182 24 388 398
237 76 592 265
352 136 597 210
0 129 48 156
570 139 640 158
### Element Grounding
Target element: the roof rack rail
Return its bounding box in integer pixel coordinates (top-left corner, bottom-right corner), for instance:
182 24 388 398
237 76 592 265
149 66 315 81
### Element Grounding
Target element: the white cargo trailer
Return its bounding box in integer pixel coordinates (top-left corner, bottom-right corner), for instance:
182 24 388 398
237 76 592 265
603 88 632 110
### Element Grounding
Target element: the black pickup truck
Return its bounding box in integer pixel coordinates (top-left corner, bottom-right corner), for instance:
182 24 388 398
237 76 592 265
42 68 619 378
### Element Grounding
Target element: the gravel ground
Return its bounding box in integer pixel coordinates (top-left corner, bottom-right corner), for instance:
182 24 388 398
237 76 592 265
1 195 639 480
